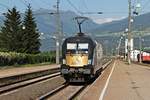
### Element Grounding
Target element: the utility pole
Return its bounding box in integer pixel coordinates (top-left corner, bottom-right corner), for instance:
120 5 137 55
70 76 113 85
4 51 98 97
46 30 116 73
55 0 61 64
139 34 142 63
117 36 123 56
127 0 132 64
139 25 142 63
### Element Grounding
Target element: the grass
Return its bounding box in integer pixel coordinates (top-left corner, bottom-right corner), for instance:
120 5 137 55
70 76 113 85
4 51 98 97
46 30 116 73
0 51 56 67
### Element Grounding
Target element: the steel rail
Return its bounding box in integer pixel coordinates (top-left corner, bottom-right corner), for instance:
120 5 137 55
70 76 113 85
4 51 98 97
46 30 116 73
0 72 60 95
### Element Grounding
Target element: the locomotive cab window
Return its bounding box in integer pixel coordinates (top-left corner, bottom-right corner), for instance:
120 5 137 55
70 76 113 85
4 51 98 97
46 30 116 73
78 43 88 54
66 43 88 54
66 43 77 54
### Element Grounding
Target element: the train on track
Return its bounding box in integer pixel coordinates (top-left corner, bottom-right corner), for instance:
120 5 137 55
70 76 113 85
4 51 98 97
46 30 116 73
60 32 103 82
130 49 150 63
137 51 150 63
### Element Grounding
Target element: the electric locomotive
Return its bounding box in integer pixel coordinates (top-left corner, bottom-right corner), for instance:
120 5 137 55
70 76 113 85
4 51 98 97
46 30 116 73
61 32 103 82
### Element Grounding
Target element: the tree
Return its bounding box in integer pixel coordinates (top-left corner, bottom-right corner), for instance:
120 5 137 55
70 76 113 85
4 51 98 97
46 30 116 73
22 5 41 54
0 7 22 52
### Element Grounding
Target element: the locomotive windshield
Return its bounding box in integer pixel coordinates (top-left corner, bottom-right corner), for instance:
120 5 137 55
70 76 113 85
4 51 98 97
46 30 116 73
66 43 88 54
67 43 77 50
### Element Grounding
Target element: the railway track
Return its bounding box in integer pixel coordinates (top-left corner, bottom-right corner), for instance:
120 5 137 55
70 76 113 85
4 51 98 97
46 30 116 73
38 60 113 100
0 59 112 100
38 82 69 100
0 75 65 100
38 83 87 100
0 68 60 87
0 70 60 95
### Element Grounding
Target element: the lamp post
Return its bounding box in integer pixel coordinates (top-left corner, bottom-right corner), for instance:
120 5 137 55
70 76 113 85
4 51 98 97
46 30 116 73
127 0 132 64
124 28 128 61
117 36 123 57
55 0 61 64
39 32 46 40
139 34 142 63
138 26 143 63
127 0 141 64
49 0 62 64
123 28 128 60
40 32 60 64
22 26 26 30
51 35 60 65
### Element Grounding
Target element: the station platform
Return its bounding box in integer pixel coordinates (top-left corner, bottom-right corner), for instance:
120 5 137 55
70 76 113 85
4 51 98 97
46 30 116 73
80 60 150 100
0 64 60 78
103 60 150 100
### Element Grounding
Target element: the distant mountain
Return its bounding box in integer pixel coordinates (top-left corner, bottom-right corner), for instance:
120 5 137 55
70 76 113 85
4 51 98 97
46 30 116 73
32 9 101 51
1 9 150 52
32 9 100 37
1 9 150 36
38 11 150 52
91 12 150 35
0 8 100 37
0 9 101 51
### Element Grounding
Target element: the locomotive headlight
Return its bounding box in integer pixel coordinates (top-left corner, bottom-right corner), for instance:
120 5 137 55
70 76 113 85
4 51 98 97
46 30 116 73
63 59 66 64
88 59 92 64
83 69 91 74
79 68 83 72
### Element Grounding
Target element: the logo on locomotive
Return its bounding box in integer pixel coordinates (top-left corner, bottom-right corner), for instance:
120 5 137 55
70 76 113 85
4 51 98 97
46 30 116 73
66 54 88 67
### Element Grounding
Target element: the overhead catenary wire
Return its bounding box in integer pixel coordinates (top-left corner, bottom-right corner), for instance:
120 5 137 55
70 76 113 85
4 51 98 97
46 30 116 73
0 2 11 16
141 0 150 13
23 0 44 11
81 0 92 18
38 0 51 8
82 0 89 10
66 0 83 15
2 0 55 30
0 3 10 9
31 0 44 9
131 0 150 14
143 0 150 9
20 0 28 7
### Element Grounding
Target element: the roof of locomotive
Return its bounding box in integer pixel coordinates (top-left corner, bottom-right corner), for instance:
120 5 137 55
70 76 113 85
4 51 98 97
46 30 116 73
63 33 96 46
62 33 97 58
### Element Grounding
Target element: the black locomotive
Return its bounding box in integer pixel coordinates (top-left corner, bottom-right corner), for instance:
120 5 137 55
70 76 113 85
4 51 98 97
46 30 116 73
61 33 103 82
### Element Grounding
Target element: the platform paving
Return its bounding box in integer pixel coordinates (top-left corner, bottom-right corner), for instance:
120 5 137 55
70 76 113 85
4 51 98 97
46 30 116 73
0 64 60 78
103 60 150 100
80 60 150 100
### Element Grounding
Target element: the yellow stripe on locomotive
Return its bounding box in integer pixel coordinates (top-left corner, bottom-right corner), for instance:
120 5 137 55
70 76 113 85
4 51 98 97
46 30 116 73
66 54 88 67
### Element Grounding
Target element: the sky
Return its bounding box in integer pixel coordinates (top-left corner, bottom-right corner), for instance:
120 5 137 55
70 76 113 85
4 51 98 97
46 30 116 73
0 0 150 24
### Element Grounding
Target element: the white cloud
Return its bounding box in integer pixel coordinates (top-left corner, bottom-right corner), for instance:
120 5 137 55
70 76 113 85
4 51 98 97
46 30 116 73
92 17 126 24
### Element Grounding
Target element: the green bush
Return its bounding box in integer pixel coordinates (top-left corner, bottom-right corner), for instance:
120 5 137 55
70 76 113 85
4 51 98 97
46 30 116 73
0 51 55 66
